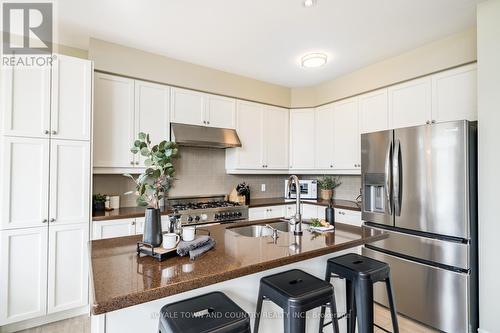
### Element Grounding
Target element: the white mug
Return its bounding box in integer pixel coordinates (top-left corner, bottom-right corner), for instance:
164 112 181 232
162 233 180 250
182 227 196 242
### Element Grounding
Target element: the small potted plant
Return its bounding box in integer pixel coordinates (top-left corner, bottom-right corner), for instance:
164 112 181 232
124 132 179 247
92 194 107 213
236 182 250 205
317 176 342 201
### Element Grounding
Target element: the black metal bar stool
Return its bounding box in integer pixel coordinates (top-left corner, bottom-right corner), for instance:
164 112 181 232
319 253 399 333
254 269 340 333
159 291 251 333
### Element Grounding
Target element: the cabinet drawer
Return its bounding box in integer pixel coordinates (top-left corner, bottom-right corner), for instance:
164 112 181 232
335 209 361 226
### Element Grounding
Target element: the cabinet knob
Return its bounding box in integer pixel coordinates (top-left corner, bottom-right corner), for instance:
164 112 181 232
130 161 134 165
431 120 436 124
207 121 210 125
426 120 431 125
49 218 55 222
42 219 48 223
51 130 57 135
135 161 139 165
131 221 136 225
44 130 50 135
330 164 333 168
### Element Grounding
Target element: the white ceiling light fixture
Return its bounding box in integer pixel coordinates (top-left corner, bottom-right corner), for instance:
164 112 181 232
303 0 317 8
301 52 328 68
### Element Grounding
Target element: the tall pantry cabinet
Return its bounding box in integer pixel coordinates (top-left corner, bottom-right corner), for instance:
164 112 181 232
0 54 92 326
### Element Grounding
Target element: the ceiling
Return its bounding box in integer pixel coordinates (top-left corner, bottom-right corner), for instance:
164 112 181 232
54 0 480 88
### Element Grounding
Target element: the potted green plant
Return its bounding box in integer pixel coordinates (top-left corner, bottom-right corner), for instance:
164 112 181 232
92 193 107 213
317 176 342 201
124 132 179 247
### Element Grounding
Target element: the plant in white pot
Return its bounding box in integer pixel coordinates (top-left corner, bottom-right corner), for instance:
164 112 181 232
124 132 179 247
317 176 342 201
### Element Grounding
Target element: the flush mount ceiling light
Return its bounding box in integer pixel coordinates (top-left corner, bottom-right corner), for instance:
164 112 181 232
303 0 317 8
300 52 328 68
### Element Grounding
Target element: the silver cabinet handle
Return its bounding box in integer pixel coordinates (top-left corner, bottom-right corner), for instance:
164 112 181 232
49 218 55 222
42 219 48 223
431 120 436 124
135 161 139 165
203 120 206 124
44 130 50 134
130 161 134 165
207 121 210 125
330 164 333 168
51 130 57 135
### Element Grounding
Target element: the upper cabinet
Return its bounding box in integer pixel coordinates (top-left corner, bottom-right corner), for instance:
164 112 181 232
289 109 315 170
431 63 477 122
359 88 389 134
226 101 288 172
93 73 135 169
1 55 91 140
332 97 361 170
314 104 335 169
388 77 432 129
171 87 236 129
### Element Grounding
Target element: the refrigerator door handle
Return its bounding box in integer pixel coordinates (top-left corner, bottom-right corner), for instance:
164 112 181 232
393 139 402 216
385 141 393 215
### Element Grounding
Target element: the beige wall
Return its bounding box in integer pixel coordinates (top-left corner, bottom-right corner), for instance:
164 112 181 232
291 27 477 107
477 1 500 332
88 38 291 107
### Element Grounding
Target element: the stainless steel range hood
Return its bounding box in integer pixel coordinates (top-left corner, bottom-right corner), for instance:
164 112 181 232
170 123 241 148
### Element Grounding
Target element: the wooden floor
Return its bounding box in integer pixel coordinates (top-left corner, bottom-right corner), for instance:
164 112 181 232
16 304 437 333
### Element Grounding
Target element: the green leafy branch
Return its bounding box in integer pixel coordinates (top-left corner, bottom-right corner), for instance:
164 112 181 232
124 132 179 209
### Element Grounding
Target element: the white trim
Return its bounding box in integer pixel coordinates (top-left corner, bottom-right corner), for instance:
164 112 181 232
0 306 88 333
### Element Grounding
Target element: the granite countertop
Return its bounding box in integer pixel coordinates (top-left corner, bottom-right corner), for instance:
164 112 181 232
90 219 385 315
92 198 361 221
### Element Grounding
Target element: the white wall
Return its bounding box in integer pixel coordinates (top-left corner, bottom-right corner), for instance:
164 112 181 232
477 1 500 332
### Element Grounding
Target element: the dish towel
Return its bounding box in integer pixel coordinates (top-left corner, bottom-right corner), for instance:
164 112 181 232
176 235 216 260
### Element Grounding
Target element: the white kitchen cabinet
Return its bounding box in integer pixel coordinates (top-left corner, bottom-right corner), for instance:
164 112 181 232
47 223 89 314
314 104 335 169
49 140 90 226
1 66 51 138
263 106 289 169
332 97 361 171
285 204 296 218
302 204 321 219
248 206 286 221
388 77 432 129
431 64 477 123
135 80 171 166
359 88 389 134
206 95 236 129
134 215 170 235
50 55 92 141
335 209 362 226
0 227 48 325
226 101 264 170
92 219 136 240
170 87 205 126
289 108 315 170
0 137 49 230
93 73 135 168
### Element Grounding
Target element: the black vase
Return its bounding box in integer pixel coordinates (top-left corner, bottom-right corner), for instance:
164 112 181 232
143 208 163 247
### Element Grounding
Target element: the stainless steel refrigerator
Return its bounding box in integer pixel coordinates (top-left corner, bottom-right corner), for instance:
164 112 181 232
361 120 478 333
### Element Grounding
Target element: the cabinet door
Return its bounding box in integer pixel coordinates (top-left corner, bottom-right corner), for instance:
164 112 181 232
314 104 335 169
248 207 267 221
50 55 92 140
170 88 204 126
206 95 236 129
0 227 48 325
135 80 170 166
234 101 264 169
289 109 315 169
1 65 51 138
92 219 135 240
432 64 477 123
47 223 89 314
49 140 90 225
263 106 289 169
285 204 296 218
302 204 320 219
333 98 360 170
266 206 286 219
359 88 389 134
93 73 135 168
1 137 49 230
335 209 362 226
135 217 145 235
388 77 432 129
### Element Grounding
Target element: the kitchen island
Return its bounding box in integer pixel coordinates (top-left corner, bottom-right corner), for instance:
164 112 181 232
90 218 385 333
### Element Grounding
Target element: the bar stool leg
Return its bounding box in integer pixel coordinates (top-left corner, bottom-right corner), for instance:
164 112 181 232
254 287 265 333
285 308 306 333
328 289 340 333
346 279 356 333
318 265 332 332
355 278 374 333
385 277 399 333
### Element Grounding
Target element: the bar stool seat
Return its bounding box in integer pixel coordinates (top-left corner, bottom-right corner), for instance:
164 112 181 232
254 269 339 333
159 291 251 333
320 253 399 333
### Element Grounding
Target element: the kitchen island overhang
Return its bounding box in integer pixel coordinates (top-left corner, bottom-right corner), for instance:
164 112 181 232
90 219 386 332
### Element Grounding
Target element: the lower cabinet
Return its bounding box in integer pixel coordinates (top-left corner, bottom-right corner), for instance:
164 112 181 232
0 223 90 325
248 206 286 221
335 209 362 227
92 216 171 240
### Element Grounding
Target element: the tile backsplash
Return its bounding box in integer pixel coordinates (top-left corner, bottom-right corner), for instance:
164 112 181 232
93 147 361 207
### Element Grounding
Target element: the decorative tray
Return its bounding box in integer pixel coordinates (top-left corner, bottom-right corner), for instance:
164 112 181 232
136 242 177 262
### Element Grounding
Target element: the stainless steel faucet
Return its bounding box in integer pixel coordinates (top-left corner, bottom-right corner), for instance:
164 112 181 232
287 175 303 235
